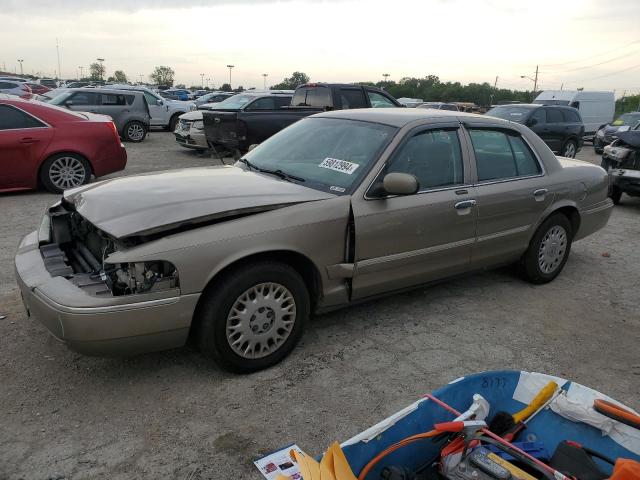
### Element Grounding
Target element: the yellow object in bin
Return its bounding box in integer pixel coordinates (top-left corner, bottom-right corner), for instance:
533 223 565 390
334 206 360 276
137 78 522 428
512 381 558 424
276 442 358 480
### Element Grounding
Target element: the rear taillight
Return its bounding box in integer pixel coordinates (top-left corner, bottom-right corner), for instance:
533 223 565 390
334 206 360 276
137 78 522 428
106 121 121 144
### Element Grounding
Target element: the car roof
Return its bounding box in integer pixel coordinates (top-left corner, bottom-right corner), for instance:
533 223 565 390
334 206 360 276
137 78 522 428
63 87 143 96
314 108 510 127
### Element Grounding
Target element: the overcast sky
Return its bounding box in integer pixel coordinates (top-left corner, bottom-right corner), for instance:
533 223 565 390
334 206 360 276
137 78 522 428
1 0 639 94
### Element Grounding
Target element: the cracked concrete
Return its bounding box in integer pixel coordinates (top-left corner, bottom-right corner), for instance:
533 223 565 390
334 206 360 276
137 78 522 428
1 133 638 479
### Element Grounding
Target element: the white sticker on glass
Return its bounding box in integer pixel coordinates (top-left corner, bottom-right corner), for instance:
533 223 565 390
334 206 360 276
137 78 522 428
319 157 359 175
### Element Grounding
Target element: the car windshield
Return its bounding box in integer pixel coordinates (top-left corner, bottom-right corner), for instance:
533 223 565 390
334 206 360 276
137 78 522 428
211 94 256 109
612 113 640 126
485 106 533 124
240 117 397 193
48 91 73 105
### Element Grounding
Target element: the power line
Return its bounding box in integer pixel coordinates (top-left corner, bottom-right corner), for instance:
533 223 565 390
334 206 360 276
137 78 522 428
540 39 640 67
551 48 640 73
572 63 640 83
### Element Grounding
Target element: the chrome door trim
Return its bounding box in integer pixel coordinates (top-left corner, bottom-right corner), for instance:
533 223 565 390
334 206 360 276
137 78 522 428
476 225 531 243
356 237 476 274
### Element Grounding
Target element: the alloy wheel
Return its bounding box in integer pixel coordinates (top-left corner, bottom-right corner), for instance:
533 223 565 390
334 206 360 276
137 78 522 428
48 156 86 190
538 225 567 274
127 123 145 141
226 282 296 359
563 142 576 158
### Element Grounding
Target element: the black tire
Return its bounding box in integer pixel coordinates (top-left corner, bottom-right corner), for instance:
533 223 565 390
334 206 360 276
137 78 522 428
595 147 603 155
39 153 91 193
122 121 147 142
167 114 180 132
562 139 577 158
196 261 310 373
610 186 622 205
520 213 573 284
600 157 610 170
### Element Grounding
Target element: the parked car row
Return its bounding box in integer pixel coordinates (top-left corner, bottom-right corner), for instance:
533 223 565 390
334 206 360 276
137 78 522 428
0 94 127 193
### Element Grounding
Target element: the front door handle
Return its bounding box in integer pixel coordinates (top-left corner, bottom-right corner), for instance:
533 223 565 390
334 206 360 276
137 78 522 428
454 199 477 210
20 137 39 144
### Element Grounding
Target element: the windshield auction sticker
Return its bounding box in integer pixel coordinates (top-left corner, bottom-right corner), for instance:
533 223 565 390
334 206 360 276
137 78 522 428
319 157 359 175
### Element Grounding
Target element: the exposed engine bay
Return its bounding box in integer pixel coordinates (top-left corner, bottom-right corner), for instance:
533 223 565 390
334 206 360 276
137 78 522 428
40 201 179 297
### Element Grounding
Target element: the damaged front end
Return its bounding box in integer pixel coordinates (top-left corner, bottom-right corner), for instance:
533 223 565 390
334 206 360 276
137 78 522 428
39 201 179 297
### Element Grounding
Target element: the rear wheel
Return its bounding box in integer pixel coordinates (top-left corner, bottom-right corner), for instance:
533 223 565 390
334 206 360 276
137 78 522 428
196 261 309 373
123 121 146 142
562 139 577 158
40 153 91 193
520 214 573 284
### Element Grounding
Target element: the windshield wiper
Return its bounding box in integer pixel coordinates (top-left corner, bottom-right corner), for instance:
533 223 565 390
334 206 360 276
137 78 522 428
238 158 305 182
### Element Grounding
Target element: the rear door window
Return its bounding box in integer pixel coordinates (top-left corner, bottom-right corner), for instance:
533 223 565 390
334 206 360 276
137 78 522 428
0 104 46 129
101 94 127 106
545 108 564 123
339 88 367 109
561 109 581 123
469 129 541 181
70 91 100 105
292 87 332 108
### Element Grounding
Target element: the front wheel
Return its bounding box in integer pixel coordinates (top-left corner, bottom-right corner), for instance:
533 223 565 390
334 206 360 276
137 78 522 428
562 139 577 158
40 153 91 193
196 261 310 373
168 114 180 132
520 214 573 284
610 186 622 205
123 121 147 142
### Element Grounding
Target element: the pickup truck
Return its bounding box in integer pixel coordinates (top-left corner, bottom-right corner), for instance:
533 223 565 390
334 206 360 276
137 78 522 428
202 83 401 156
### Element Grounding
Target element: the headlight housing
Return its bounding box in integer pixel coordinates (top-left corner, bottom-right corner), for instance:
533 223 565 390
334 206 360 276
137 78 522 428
189 104 197 111
193 120 204 130
104 261 179 296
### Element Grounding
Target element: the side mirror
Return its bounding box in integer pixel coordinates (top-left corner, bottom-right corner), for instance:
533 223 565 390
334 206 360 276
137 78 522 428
382 172 419 196
64 100 73 108
248 144 259 152
157 99 164 106
528 118 538 127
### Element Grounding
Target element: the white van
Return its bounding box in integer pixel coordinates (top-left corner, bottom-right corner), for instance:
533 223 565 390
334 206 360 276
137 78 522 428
533 90 614 136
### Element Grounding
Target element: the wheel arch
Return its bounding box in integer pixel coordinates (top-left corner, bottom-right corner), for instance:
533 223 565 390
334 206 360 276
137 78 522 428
533 201 581 240
36 150 94 187
189 249 323 337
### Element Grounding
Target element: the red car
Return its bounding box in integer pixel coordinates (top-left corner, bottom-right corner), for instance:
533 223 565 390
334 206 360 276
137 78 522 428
0 95 127 193
25 82 51 96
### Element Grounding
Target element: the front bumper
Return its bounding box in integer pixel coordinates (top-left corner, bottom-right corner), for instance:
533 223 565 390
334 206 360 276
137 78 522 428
174 124 207 149
610 168 640 195
15 230 199 357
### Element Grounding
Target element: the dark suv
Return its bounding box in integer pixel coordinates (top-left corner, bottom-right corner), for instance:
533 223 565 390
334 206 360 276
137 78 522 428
486 104 584 158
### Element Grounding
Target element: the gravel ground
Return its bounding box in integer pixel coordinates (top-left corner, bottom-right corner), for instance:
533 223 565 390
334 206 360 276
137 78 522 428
1 133 638 479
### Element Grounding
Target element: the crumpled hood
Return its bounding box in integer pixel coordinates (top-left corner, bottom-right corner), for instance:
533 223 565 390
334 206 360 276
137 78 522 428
64 166 334 239
178 110 203 121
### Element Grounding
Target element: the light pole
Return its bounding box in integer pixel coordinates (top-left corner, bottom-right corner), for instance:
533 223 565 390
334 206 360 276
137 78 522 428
382 73 390 83
139 74 144 84
206 77 211 88
79 66 83 80
226 64 234 89
17 58 24 76
56 38 61 80
520 65 539 98
96 58 105 81
200 73 204 88
262 73 268 90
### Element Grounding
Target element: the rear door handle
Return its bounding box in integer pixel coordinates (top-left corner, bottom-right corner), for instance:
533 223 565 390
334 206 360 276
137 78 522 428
454 199 477 210
533 188 548 201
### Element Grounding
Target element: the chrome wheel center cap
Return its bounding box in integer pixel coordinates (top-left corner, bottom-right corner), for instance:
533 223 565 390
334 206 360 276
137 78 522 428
250 307 275 334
